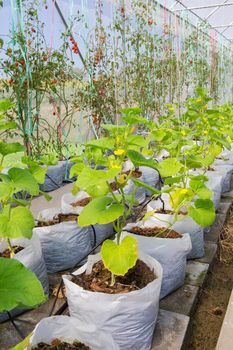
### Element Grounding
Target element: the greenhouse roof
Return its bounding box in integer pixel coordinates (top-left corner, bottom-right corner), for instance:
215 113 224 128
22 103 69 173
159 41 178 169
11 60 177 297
166 0 233 41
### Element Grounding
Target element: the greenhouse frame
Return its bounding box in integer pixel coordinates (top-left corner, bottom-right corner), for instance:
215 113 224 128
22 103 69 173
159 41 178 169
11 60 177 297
1 1 233 350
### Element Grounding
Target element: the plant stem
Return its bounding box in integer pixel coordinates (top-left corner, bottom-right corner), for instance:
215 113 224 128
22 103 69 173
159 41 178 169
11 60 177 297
110 273 115 286
7 239 14 258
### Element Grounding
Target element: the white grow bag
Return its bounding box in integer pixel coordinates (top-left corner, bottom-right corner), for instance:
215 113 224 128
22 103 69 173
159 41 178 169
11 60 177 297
190 170 223 210
33 208 92 273
210 165 233 193
122 220 191 298
123 161 146 204
63 252 162 350
147 199 205 259
25 316 119 350
0 233 49 322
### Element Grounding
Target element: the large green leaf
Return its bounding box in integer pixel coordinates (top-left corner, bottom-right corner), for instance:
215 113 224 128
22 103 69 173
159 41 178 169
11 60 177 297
85 137 115 150
7 168 39 195
76 167 121 197
127 150 158 170
188 199 216 227
0 182 13 202
101 236 138 276
29 166 47 185
127 135 148 148
0 206 35 239
189 179 213 200
170 188 193 210
157 158 183 177
78 196 124 226
0 258 46 312
0 142 24 156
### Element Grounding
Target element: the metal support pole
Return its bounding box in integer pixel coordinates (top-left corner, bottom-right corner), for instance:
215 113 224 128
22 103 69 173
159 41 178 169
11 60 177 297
53 0 87 70
205 0 229 20
174 2 233 12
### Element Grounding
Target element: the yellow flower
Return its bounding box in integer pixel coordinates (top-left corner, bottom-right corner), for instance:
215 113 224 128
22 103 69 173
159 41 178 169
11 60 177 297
220 116 225 121
220 128 224 132
114 149 125 156
203 117 208 123
204 130 208 135
181 130 186 136
109 160 121 169
117 174 127 185
168 107 175 113
196 98 202 103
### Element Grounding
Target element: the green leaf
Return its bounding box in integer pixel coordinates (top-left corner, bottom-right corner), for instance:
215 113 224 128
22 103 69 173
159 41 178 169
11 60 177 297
122 114 148 126
127 135 148 148
157 158 183 177
0 206 35 239
189 179 213 200
39 191 52 202
76 167 121 197
7 168 40 195
132 177 160 196
0 121 17 131
0 182 13 202
30 166 47 184
0 99 14 112
188 199 216 227
127 150 158 170
101 236 138 276
0 142 25 157
69 162 85 177
78 196 124 226
10 334 31 350
164 175 183 185
170 188 193 210
0 258 46 312
85 137 115 150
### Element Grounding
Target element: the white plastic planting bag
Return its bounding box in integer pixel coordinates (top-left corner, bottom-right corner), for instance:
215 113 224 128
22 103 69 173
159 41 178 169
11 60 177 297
63 252 162 350
61 191 90 215
122 220 191 299
141 166 160 195
190 170 223 209
33 208 92 273
123 160 146 204
0 233 49 322
26 316 119 350
211 165 233 193
40 161 66 192
147 200 205 259
61 192 114 247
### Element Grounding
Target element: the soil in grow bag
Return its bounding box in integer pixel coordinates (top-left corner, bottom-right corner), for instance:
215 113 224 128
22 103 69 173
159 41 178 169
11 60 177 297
124 169 142 178
127 226 182 238
72 259 156 294
32 339 89 350
152 207 186 215
37 214 78 227
71 197 92 207
0 246 24 258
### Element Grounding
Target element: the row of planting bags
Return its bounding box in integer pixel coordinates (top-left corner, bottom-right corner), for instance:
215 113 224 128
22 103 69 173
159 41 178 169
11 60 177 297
3 149 233 350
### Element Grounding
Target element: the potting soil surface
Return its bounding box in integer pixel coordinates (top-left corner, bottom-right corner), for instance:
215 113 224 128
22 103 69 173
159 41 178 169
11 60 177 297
72 259 156 294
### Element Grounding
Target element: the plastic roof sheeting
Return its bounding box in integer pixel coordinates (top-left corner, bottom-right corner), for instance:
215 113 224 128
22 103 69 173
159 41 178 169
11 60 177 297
165 0 233 41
